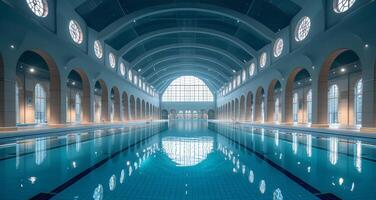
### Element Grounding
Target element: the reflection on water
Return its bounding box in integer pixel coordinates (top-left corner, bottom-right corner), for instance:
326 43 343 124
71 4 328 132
355 141 362 173
306 134 312 157
35 137 47 165
292 133 298 155
92 184 103 200
274 130 279 146
162 136 214 167
329 137 338 165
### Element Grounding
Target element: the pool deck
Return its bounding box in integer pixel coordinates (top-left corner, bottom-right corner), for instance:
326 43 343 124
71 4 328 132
210 120 376 139
0 120 167 140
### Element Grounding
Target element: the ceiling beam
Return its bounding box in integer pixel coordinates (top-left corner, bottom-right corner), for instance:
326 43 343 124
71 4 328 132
98 3 275 41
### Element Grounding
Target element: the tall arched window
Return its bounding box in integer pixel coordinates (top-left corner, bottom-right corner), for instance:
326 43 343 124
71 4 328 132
354 79 362 126
34 83 47 124
261 99 265 122
16 82 20 124
274 97 280 123
306 89 312 124
293 92 299 123
75 93 81 123
328 84 339 125
162 76 213 102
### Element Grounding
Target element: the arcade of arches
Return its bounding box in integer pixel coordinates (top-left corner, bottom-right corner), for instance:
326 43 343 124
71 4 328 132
2 50 160 127
217 49 376 130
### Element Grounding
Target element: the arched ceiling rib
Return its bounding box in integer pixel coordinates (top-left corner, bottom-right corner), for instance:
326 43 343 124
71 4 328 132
118 27 257 59
76 0 302 93
97 3 275 41
141 55 234 78
131 43 244 70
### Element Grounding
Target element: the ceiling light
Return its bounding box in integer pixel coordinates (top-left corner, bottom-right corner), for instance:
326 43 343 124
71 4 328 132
72 81 76 86
232 70 236 73
10 44 15 49
29 68 35 73
365 44 369 48
138 69 141 72
340 68 346 72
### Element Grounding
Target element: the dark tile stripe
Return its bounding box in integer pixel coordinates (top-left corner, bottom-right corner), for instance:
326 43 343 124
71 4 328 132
29 131 160 200
220 133 343 200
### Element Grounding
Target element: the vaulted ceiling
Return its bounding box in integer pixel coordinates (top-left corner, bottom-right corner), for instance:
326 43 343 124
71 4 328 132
75 0 302 92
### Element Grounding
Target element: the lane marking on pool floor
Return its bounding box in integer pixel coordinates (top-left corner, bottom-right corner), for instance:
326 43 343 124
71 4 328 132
29 132 161 200
219 133 342 200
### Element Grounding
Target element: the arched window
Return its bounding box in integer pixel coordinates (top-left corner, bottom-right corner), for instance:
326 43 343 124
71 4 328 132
274 97 280 123
354 79 362 126
306 89 312 124
109 53 116 69
242 69 246 82
162 76 214 102
75 93 81 123
293 92 299 123
120 63 126 76
261 98 265 122
110 102 115 122
328 84 339 125
128 70 133 81
334 0 355 13
34 83 47 124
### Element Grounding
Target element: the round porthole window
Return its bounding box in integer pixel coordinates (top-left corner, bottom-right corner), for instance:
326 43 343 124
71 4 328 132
295 16 311 42
120 63 126 76
69 20 83 44
249 63 255 77
109 53 116 69
94 40 103 59
26 0 48 17
334 0 355 13
273 38 284 58
259 52 267 68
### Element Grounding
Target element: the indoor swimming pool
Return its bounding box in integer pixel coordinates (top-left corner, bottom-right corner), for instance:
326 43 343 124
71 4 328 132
0 120 375 200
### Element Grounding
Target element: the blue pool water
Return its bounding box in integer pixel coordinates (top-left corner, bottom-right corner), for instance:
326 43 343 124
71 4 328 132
0 121 375 199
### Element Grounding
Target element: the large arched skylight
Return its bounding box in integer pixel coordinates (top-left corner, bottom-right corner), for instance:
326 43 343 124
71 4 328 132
162 76 214 102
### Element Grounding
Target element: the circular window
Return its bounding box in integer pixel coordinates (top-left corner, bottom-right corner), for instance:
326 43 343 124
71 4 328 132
249 63 255 77
273 38 284 58
94 40 103 59
26 0 48 17
334 0 355 13
295 16 311 42
120 63 126 76
69 20 83 44
128 70 133 81
109 53 116 68
242 69 246 81
259 52 267 68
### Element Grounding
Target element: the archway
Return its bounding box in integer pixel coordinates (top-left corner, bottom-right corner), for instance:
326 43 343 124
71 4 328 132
122 92 129 121
208 109 215 119
285 68 312 125
66 69 90 123
16 50 61 125
318 49 361 127
267 80 281 123
240 95 245 121
146 102 150 119
246 92 253 121
110 87 120 122
255 87 265 122
130 95 136 120
136 98 141 120
235 98 239 121
94 80 108 122
141 100 145 120
161 109 168 119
